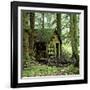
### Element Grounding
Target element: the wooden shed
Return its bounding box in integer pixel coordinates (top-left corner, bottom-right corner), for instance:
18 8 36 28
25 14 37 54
34 30 61 59
47 31 60 58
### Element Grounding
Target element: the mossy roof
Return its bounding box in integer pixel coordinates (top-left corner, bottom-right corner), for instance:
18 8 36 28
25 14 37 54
34 29 60 43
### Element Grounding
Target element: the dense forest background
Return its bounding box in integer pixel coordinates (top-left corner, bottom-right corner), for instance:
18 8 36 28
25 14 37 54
22 10 80 77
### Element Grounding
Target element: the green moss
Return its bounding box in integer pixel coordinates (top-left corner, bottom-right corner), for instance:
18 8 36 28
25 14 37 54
22 64 79 77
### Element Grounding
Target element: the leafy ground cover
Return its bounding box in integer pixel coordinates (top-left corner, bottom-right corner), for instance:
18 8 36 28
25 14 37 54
22 64 79 77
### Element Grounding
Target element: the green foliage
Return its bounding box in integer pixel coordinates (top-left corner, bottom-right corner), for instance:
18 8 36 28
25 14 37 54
60 64 79 75
35 12 56 29
22 64 79 77
62 44 72 58
22 10 80 77
22 65 60 77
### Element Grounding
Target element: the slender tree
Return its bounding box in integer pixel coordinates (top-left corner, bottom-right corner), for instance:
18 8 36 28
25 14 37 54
56 13 62 56
22 11 30 68
29 12 35 54
70 14 79 67
42 13 44 29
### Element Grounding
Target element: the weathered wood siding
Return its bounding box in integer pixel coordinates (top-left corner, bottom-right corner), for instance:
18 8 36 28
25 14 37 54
47 33 60 58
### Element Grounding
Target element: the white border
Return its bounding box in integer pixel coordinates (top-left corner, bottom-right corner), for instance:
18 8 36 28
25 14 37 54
18 6 84 83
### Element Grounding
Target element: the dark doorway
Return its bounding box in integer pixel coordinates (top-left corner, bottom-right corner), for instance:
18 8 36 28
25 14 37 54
56 43 59 57
35 42 46 50
34 42 46 58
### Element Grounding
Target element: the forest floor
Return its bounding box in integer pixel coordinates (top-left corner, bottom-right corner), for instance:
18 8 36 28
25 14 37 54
22 63 79 77
22 45 79 77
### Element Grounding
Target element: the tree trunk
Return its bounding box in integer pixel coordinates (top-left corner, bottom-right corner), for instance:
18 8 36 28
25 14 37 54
29 12 35 55
56 13 62 56
70 14 79 67
21 11 31 69
42 13 44 29
23 31 30 68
